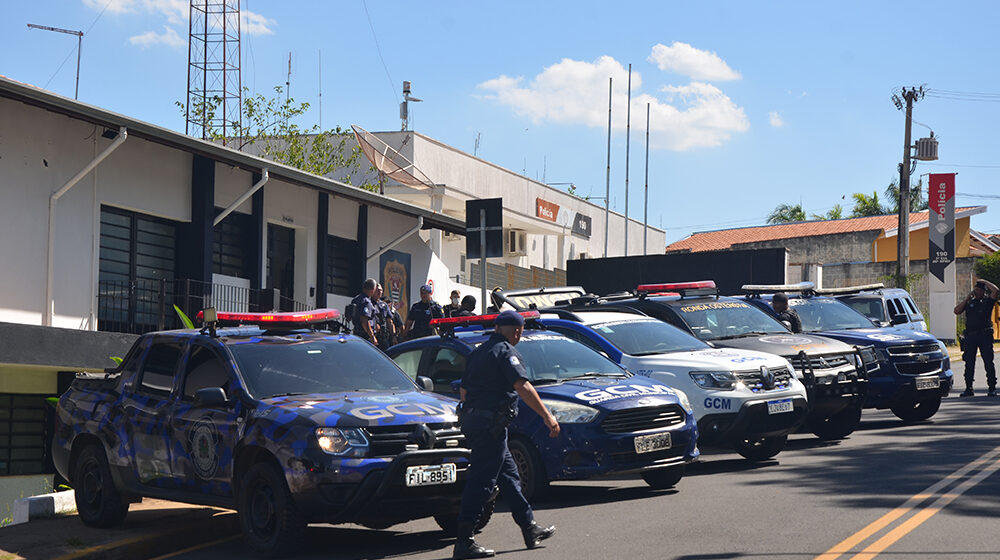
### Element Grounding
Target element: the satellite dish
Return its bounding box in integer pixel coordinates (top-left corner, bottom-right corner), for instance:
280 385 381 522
352 125 433 192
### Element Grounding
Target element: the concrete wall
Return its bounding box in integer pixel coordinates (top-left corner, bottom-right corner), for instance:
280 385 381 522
732 231 882 265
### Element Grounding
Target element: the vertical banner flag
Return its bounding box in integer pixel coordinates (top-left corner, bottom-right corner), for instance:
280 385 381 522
927 173 956 341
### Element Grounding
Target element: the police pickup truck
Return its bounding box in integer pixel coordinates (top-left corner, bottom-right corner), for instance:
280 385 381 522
740 283 953 421
491 288 807 461
387 311 700 500
576 281 872 440
53 309 484 556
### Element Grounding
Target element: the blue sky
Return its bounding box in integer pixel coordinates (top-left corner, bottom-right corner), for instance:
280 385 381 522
3 1 999 245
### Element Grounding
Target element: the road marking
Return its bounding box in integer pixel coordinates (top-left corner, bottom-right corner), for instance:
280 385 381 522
815 445 1000 560
147 534 241 560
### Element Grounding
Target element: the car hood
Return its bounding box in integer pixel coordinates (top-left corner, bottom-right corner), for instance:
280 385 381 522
624 347 791 373
257 390 460 427
804 328 941 347
711 333 855 357
534 376 684 410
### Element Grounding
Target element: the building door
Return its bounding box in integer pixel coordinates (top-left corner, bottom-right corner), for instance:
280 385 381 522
266 224 295 311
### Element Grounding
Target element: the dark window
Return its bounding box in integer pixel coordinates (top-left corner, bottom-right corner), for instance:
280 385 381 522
326 235 361 297
138 343 183 396
393 349 424 380
0 395 49 476
267 224 295 311
213 209 254 279
427 348 466 393
182 346 232 400
548 326 607 354
904 297 921 317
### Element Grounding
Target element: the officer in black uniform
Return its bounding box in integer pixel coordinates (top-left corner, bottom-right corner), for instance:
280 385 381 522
373 283 395 351
954 279 999 396
455 295 478 317
452 310 559 560
405 284 444 340
772 292 803 333
350 278 378 345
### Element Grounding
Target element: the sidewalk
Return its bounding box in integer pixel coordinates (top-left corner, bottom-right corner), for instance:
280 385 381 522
0 499 239 560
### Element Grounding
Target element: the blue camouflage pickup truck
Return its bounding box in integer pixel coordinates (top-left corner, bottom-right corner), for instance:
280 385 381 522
52 309 484 557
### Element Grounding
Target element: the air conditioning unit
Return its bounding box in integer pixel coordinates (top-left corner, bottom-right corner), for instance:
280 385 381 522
505 229 527 256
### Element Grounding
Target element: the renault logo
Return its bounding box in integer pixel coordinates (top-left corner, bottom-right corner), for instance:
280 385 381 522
409 424 437 449
760 366 775 390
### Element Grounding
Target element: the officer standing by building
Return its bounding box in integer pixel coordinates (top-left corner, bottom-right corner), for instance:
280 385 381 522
452 310 558 559
373 283 395 351
350 278 379 345
446 289 463 317
455 295 478 317
771 292 802 333
954 279 999 396
404 284 444 340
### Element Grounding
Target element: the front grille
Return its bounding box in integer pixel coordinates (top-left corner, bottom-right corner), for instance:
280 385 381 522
365 423 465 457
601 404 686 434
887 343 940 356
735 367 793 392
789 354 852 372
896 361 942 375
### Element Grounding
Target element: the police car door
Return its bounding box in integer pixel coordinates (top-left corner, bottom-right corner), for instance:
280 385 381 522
169 342 241 498
124 338 184 490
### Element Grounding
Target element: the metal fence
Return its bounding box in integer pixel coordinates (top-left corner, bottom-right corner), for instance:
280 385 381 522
97 278 311 334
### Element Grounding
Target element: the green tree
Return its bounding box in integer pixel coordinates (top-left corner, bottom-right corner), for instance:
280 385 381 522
810 204 843 220
849 191 888 218
767 203 806 224
973 252 1000 287
883 178 928 213
177 86 375 191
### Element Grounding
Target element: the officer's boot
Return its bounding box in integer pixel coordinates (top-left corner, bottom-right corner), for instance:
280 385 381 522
452 522 494 559
522 521 556 549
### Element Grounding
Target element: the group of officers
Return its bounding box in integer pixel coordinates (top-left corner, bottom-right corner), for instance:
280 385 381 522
349 279 478 350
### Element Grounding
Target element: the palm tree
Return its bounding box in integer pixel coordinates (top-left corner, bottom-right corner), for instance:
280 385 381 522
811 204 843 220
767 203 806 224
849 191 888 218
883 178 928 213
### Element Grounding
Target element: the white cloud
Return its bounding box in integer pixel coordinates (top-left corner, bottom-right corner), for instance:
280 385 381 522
477 55 749 151
129 25 184 48
242 11 276 36
648 42 741 81
768 111 784 127
83 1 274 35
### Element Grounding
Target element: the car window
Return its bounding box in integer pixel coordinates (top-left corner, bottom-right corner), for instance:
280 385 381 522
589 319 708 355
904 297 921 318
515 335 626 383
788 298 875 332
670 300 788 341
138 342 183 396
843 298 886 323
427 347 466 394
547 326 608 355
891 298 906 318
392 349 423 380
182 345 232 401
886 298 900 317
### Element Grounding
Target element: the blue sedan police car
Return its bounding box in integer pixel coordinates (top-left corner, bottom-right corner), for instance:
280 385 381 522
387 311 700 499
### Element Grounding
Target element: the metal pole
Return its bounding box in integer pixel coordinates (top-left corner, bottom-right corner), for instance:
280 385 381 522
624 64 632 257
604 77 612 258
480 209 487 314
75 33 81 99
643 103 650 255
897 89 915 287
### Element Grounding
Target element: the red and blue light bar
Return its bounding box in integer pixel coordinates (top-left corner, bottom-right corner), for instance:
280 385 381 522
636 281 716 292
430 310 540 328
197 308 341 326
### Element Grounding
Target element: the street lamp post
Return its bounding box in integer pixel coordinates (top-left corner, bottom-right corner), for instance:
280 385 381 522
28 24 83 100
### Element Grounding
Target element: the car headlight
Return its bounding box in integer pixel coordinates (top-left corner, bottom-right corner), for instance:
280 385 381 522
541 399 599 424
672 388 693 414
689 371 737 391
315 427 369 457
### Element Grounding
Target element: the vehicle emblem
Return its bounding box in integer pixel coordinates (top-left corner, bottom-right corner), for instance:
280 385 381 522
409 423 437 449
637 398 653 406
760 366 775 390
917 355 929 363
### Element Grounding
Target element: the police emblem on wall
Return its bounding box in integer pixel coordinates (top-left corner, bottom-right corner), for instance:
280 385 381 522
381 250 411 322
189 417 220 479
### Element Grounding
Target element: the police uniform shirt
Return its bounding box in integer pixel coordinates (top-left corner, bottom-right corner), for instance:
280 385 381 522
965 294 998 332
778 308 803 333
351 293 376 335
408 300 443 337
374 300 392 331
461 332 529 411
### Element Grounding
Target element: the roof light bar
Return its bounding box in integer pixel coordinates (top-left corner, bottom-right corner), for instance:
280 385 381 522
741 282 815 294
197 308 341 326
814 283 886 295
637 281 716 292
430 310 541 328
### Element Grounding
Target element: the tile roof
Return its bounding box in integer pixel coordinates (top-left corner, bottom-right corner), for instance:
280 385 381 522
666 207 985 253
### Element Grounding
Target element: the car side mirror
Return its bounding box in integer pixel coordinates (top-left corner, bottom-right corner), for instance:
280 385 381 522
781 320 792 330
891 313 908 326
416 376 434 391
194 387 228 407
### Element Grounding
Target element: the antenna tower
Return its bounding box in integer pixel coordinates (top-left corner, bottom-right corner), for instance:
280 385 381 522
186 0 242 145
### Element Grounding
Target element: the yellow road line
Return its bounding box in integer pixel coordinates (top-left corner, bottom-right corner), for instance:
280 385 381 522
814 445 1000 560
147 534 241 560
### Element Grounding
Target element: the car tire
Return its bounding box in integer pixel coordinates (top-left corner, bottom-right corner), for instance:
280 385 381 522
890 396 941 422
73 444 128 528
433 487 497 535
733 434 787 461
238 462 306 558
810 403 862 440
508 438 548 501
641 464 684 489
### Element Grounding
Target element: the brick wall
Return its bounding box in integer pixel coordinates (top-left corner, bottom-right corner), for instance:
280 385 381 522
732 231 882 265
471 263 566 291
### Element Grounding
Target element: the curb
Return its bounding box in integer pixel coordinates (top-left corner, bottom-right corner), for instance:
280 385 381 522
12 490 77 525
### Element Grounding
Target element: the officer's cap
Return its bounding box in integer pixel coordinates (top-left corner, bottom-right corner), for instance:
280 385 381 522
420 284 432 293
495 309 525 327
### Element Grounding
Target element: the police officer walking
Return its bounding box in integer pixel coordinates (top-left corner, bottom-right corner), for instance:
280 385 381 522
954 279 999 397
404 284 444 340
350 278 379 346
771 292 802 333
453 310 558 559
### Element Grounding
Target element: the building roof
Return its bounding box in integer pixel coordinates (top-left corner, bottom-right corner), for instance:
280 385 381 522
666 207 987 253
0 75 465 234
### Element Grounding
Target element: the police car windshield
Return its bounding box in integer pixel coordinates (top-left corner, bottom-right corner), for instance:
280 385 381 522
229 337 415 398
590 319 707 355
675 300 788 341
789 298 876 332
516 335 627 383
841 297 887 323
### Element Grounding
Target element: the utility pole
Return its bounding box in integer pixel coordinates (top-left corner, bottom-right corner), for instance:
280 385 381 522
892 86 924 288
28 24 83 100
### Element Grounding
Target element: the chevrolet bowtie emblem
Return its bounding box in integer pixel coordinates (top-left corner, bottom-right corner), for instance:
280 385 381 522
760 366 775 390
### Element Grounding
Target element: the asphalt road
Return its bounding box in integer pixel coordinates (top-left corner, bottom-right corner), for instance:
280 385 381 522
168 372 1000 560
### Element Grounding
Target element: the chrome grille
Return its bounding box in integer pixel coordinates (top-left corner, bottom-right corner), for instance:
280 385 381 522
735 367 793 392
887 343 940 356
364 423 465 457
896 361 942 375
601 404 685 434
789 354 852 372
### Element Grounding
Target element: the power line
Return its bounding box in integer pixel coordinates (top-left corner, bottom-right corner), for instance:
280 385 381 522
361 0 398 105
43 0 113 91
922 162 1000 169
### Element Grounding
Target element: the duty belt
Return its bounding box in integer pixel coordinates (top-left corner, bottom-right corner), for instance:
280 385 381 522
965 327 995 335
464 407 503 418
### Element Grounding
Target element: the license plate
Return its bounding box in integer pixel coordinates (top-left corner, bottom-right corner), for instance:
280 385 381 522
767 398 794 414
916 377 938 391
405 464 457 487
634 432 672 454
